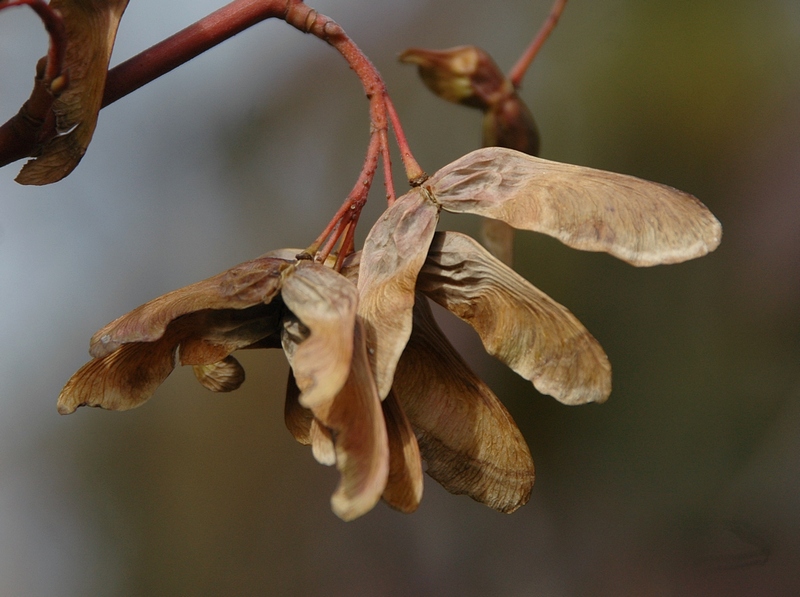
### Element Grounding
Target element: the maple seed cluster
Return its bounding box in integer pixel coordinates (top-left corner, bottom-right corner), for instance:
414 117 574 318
59 147 721 520
2 0 722 521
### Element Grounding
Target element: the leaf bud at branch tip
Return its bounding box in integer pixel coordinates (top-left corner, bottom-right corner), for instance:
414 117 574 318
399 46 512 110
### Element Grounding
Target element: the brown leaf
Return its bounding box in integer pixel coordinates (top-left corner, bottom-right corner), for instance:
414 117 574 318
312 318 389 521
393 294 534 513
419 231 611 405
280 261 358 409
357 188 439 399
58 325 176 414
381 391 424 513
16 0 130 184
429 147 722 266
90 256 287 358
192 356 245 393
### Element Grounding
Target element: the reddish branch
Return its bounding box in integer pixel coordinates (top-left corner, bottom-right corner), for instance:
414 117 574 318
0 0 424 264
0 0 566 264
508 0 568 88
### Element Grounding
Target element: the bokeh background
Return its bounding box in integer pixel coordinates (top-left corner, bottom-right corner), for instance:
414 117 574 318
1 0 799 595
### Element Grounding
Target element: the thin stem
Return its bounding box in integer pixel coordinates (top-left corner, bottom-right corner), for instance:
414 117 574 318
1 0 425 259
508 0 568 88
316 218 345 264
378 127 395 205
385 96 426 185
307 130 380 259
103 0 287 106
334 210 359 271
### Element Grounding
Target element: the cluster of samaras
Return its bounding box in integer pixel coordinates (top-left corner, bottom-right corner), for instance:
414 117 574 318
59 147 721 520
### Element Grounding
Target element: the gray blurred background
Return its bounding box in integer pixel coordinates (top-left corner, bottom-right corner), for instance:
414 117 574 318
1 1 799 595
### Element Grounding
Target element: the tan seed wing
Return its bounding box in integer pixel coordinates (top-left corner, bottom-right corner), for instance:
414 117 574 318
429 147 722 266
284 371 312 445
393 295 534 513
280 262 358 409
419 231 611 405
357 188 439 399
90 257 286 358
284 370 336 465
313 318 389 521
58 328 176 414
381 391 424 513
192 356 245 393
17 0 130 184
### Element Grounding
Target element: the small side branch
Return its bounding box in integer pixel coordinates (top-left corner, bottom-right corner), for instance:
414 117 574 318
508 0 568 88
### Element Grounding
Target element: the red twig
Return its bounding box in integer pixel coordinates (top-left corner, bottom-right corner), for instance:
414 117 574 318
1 0 425 259
508 0 568 88
103 0 286 106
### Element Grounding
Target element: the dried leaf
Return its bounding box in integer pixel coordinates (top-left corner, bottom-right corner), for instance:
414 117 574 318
90 256 287 358
429 147 722 267
393 294 534 513
381 391 424 513
357 188 439 399
280 261 358 409
16 0 130 185
419 231 611 405
192 356 245 393
58 326 176 414
313 318 389 521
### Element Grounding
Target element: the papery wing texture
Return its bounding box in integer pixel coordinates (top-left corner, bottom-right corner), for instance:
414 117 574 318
393 295 534 513
280 262 358 409
419 231 611 405
58 325 177 414
429 147 722 267
313 318 389 521
90 257 287 357
17 0 130 185
357 188 439 399
192 356 245 393
285 371 313 444
381 391 424 513
284 372 337 466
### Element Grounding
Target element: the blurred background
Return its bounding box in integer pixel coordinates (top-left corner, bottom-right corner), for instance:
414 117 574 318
1 0 799 595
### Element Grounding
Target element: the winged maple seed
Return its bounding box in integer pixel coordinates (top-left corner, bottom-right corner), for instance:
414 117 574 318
15 0 130 185
400 45 541 267
58 146 721 520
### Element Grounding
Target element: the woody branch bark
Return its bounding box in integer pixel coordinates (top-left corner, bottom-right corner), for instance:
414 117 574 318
0 0 425 193
0 0 423 260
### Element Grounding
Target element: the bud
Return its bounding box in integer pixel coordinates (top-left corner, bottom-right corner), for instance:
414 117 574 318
399 45 511 109
401 45 540 266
